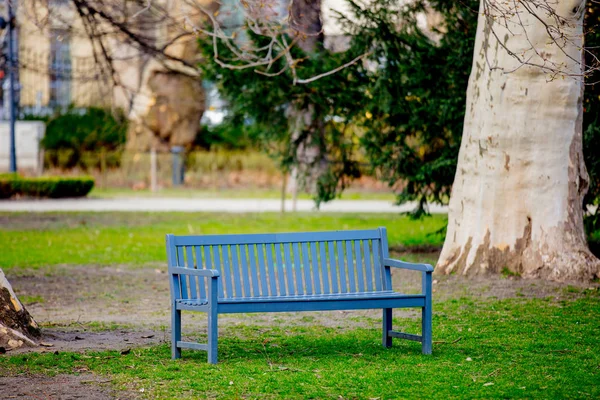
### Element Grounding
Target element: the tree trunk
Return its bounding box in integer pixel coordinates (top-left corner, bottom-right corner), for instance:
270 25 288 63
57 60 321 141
287 0 327 196
0 269 40 349
290 0 324 53
437 0 600 281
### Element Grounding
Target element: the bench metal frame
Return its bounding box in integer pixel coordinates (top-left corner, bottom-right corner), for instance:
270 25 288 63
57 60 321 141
167 227 433 363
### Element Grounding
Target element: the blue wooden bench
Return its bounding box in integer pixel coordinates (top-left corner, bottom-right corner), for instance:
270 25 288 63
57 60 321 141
166 227 433 364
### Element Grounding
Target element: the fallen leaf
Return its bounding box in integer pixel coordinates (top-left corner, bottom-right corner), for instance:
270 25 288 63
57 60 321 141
74 336 84 341
466 357 472 361
483 382 494 387
141 334 155 339
121 349 131 355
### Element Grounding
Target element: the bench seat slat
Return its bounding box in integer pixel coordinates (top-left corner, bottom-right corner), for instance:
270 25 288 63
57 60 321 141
311 242 321 294
231 245 243 297
302 242 312 295
218 296 425 314
364 240 374 291
337 241 347 293
239 245 251 297
346 240 356 292
248 245 260 297
265 244 278 296
372 240 383 291
195 246 207 298
177 246 188 298
185 246 198 299
328 241 339 293
274 244 286 295
220 245 233 298
283 243 295 295
355 240 365 292
292 242 304 295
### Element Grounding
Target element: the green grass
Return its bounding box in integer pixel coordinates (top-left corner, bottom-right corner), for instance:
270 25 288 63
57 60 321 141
0 212 445 270
89 187 397 201
1 294 598 399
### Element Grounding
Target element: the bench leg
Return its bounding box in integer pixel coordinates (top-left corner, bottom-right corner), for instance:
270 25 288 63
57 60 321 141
422 305 432 355
171 307 182 359
207 306 218 364
422 271 432 355
382 308 392 348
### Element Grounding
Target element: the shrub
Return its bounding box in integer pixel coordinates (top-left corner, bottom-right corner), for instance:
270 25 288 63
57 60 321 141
41 107 127 169
0 176 94 199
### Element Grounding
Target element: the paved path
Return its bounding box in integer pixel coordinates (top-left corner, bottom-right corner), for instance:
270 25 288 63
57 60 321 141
0 197 449 213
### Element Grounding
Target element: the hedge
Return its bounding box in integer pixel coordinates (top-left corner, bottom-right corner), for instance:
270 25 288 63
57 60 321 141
0 175 94 199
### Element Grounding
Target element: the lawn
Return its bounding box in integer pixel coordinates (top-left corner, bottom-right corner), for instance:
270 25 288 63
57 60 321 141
2 294 598 399
0 212 446 270
0 212 598 399
89 187 398 201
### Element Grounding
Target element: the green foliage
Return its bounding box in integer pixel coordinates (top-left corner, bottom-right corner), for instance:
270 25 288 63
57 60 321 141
0 176 94 199
1 295 599 399
198 23 366 205
41 108 127 168
195 123 260 150
199 0 600 226
584 3 600 256
350 0 478 216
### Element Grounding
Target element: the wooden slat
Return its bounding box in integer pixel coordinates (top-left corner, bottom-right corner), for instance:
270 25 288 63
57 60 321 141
301 242 313 295
318 242 329 294
248 245 260 297
194 247 206 298
292 243 304 295
230 245 243 298
311 242 321 295
256 244 269 296
239 245 251 297
173 229 381 247
203 246 214 298
265 244 278 296
186 246 198 299
274 244 286 296
379 227 392 291
355 240 365 292
372 240 383 291
327 241 339 293
210 246 224 298
345 240 356 293
364 240 374 292
176 246 188 298
220 245 233 298
337 241 347 293
283 243 295 295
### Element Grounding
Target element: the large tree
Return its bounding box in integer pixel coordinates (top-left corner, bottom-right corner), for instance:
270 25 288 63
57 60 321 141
437 0 600 281
0 270 40 349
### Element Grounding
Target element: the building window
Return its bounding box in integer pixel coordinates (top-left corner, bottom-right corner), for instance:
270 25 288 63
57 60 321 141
49 29 71 108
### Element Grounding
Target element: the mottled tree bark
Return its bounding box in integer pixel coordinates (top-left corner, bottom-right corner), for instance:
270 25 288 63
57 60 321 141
0 269 40 349
287 0 327 196
437 0 600 281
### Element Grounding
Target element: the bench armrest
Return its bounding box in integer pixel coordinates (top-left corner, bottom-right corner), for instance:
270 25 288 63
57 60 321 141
170 267 221 277
383 258 434 272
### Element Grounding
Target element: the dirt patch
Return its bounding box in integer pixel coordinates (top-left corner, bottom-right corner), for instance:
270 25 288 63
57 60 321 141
8 329 167 355
7 264 596 347
0 373 136 399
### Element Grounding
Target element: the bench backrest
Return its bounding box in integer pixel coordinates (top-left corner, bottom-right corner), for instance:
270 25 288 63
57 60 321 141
166 227 392 299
